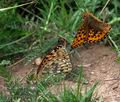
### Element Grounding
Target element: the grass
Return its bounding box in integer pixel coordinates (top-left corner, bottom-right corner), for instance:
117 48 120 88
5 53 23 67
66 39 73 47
0 66 98 102
0 0 120 101
0 0 120 62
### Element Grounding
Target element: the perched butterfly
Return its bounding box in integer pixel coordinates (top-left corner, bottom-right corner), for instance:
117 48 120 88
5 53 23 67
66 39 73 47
35 37 73 78
71 12 111 49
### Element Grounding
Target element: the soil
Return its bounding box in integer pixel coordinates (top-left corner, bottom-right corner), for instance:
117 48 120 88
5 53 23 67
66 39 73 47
0 44 120 102
76 45 120 102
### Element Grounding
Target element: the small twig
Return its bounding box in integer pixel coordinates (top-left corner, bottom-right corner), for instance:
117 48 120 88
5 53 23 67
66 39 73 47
77 64 91 68
19 68 34 82
109 17 120 25
44 1 54 31
21 7 43 21
29 39 40 50
104 70 120 91
0 1 35 12
0 31 36 49
8 39 40 68
104 78 120 81
0 46 37 58
99 0 120 56
0 30 38 58
108 35 120 56
99 0 111 15
8 57 25 68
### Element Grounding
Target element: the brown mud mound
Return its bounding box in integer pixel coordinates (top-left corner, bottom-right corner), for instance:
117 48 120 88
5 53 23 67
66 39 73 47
0 76 9 95
11 63 34 84
74 44 120 102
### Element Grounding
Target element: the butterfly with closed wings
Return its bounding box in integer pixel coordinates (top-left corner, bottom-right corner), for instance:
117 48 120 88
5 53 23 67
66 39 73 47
35 37 73 79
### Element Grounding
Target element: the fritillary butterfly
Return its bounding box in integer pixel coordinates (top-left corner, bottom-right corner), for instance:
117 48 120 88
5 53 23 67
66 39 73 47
36 37 72 78
71 12 111 48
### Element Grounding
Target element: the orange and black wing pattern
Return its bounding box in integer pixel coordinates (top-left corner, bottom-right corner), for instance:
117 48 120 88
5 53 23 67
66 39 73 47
36 37 72 78
71 12 111 49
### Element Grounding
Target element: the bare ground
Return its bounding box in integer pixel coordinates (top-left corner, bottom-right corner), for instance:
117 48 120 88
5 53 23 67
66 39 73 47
0 44 120 102
76 45 120 102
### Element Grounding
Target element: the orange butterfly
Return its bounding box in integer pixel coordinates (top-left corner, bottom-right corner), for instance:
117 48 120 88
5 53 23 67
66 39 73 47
71 12 111 49
35 37 72 79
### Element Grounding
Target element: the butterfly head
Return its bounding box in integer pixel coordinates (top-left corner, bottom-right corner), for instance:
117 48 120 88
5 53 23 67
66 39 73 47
82 12 101 23
57 36 67 47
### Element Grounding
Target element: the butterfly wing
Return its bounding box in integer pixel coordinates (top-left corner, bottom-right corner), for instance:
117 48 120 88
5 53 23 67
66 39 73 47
55 47 72 73
71 12 111 49
87 30 110 43
71 26 87 48
36 37 72 79
84 13 111 43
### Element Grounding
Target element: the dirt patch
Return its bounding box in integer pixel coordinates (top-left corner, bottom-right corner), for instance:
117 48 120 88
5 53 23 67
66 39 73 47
74 44 120 102
47 44 120 101
0 44 120 101
0 76 9 95
11 62 34 84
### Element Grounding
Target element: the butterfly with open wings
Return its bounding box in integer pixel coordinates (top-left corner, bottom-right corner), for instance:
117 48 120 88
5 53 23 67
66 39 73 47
71 12 111 49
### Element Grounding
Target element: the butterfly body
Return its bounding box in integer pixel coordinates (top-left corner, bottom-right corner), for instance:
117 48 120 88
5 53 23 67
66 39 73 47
71 12 111 49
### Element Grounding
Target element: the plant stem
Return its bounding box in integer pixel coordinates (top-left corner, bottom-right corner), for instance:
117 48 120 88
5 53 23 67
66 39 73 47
99 0 111 15
0 1 35 12
44 1 54 31
0 31 36 49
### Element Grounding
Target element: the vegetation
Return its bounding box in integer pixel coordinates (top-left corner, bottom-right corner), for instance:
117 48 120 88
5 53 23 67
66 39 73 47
0 66 98 102
0 0 120 101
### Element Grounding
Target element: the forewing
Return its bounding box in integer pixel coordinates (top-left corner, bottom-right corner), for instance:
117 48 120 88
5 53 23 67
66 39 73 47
71 26 87 48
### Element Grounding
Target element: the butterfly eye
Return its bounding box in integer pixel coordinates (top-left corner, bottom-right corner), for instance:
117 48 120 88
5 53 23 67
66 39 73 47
72 32 77 36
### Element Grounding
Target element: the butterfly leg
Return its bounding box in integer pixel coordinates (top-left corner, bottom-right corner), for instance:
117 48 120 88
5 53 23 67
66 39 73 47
84 43 90 49
69 49 81 65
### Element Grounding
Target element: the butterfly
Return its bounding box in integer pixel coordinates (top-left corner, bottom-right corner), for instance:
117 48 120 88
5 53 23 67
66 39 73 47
71 12 111 49
35 37 73 78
